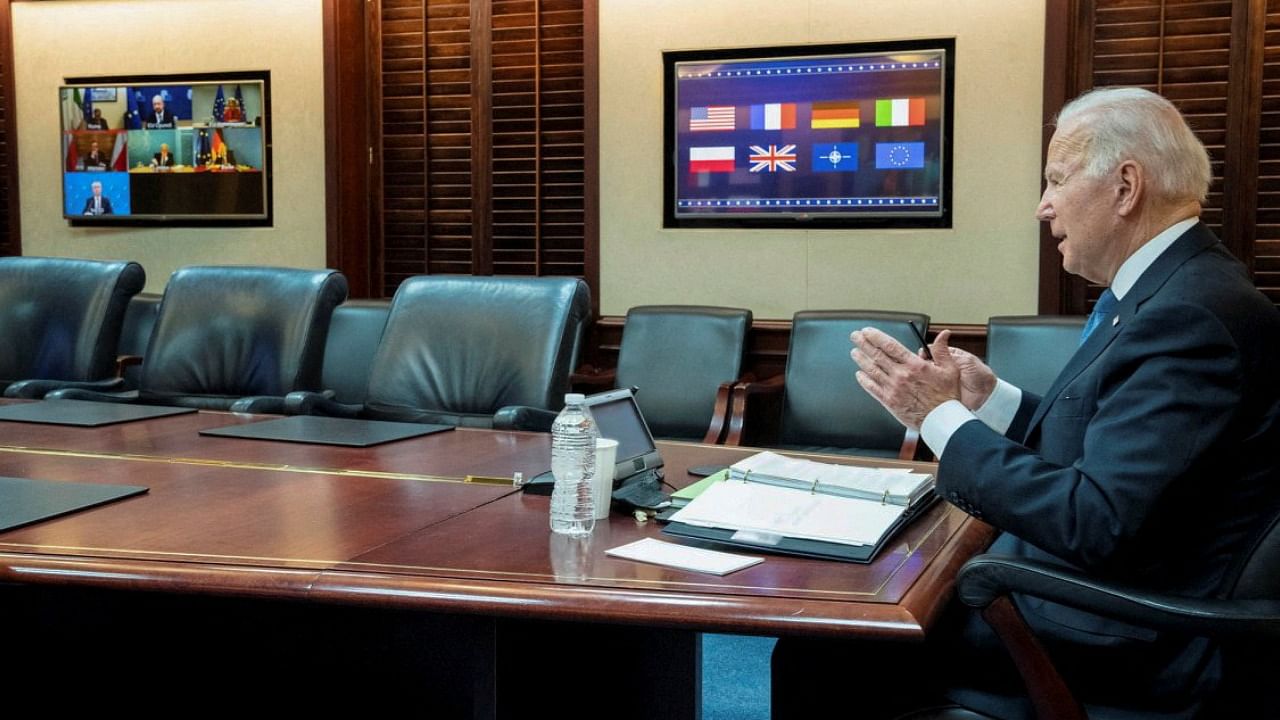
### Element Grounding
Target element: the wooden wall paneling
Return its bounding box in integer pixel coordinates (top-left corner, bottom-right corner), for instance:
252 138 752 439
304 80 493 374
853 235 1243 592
0 0 18 257
324 0 374 297
471 0 493 275
1222 0 1267 271
1253 0 1280 304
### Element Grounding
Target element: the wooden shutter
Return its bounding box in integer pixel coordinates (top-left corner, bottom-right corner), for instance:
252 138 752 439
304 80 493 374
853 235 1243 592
379 0 475 293
1255 0 1280 304
376 0 586 296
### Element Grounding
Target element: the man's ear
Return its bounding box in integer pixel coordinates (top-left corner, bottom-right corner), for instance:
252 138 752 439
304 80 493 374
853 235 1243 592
1115 160 1143 216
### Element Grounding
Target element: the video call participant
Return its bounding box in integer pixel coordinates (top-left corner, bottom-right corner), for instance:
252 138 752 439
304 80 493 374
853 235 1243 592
81 181 113 215
85 108 109 130
144 94 176 129
774 87 1280 719
151 143 175 169
223 97 244 123
82 140 108 170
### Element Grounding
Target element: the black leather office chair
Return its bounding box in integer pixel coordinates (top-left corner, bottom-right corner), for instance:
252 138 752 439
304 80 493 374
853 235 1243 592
116 293 162 390
319 299 392 405
575 305 752 443
49 265 348 411
725 310 929 459
900 509 1280 720
2 256 145 398
283 275 591 431
985 316 1086 397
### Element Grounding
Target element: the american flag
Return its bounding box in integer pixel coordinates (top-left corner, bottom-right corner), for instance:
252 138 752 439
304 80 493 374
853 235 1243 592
690 106 735 131
748 144 797 173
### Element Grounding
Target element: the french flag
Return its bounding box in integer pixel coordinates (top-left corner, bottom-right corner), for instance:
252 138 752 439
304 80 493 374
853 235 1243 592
689 146 735 173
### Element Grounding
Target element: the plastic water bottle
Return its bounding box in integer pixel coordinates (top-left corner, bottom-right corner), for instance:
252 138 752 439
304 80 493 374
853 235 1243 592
549 393 599 535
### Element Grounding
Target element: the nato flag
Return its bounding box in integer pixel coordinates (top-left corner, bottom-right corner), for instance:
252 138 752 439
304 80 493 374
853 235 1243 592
812 143 858 172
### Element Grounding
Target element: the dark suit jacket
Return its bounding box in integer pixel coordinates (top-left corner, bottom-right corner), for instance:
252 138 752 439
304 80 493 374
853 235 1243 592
939 223 1280 718
82 152 108 169
152 152 175 167
143 110 176 129
81 195 113 215
85 117 109 130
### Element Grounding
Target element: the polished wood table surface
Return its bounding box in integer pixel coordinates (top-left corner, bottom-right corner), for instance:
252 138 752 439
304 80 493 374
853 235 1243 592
0 405 992 642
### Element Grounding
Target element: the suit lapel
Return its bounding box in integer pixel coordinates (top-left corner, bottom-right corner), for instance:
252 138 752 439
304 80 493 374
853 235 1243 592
1023 223 1220 439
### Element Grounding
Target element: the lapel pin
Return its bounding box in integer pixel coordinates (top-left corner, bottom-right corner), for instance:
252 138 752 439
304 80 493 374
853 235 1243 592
1112 316 1119 326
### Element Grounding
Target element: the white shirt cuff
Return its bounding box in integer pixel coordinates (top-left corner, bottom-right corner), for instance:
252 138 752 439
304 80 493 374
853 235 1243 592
973 378 1022 436
921 400 976 459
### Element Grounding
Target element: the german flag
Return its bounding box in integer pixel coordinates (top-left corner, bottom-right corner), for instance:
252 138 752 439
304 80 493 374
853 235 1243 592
810 101 860 129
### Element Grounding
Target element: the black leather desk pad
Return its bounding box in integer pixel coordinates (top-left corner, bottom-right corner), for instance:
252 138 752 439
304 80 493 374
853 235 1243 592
0 476 148 532
200 415 453 447
0 399 196 427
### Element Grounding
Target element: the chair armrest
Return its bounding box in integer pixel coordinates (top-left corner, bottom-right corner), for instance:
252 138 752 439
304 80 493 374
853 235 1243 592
958 554 1280 641
114 354 144 377
4 377 127 399
723 374 783 446
228 396 290 415
45 387 139 403
899 427 935 462
283 390 361 418
701 374 755 445
493 405 560 432
570 365 616 393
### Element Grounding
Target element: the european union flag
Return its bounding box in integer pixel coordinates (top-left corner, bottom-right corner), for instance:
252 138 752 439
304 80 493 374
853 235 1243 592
213 85 226 123
875 142 926 169
812 143 858 172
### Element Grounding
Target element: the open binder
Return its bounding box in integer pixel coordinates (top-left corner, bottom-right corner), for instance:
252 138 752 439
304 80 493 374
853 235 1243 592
662 453 936 563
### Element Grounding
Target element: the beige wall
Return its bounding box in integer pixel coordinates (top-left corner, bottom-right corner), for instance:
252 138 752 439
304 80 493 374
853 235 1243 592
13 0 326 293
600 0 1046 322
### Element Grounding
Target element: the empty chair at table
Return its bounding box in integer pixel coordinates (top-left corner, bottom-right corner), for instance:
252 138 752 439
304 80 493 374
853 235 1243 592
49 265 348 411
282 275 591 431
2 256 145 398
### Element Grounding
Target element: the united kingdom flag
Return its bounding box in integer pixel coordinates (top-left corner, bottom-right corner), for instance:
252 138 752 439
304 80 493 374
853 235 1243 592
748 144 797 172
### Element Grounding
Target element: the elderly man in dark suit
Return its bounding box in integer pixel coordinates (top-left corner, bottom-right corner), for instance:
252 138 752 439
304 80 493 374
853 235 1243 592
772 87 1280 719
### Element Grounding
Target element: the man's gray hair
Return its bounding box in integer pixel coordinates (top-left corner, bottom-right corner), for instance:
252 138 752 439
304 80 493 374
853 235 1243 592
1055 87 1211 203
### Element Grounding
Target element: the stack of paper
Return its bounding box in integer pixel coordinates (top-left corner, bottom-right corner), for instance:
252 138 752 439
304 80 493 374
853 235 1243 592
729 451 933 507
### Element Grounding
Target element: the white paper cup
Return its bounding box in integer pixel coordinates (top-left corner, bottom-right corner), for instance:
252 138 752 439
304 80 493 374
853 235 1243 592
593 438 619 520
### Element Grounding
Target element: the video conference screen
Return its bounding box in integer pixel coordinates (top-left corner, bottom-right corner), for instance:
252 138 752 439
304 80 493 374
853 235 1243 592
664 40 953 229
60 73 270 224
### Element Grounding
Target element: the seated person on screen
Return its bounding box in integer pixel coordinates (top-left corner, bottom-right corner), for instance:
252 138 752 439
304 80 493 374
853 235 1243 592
213 145 236 168
85 108 109 130
81 181 113 216
223 97 244 123
143 95 176 129
151 143 175 169
81 140 108 170
772 87 1280 720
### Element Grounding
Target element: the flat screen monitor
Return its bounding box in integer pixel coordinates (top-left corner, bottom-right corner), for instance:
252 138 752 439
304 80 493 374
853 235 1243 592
60 71 271 225
664 39 954 229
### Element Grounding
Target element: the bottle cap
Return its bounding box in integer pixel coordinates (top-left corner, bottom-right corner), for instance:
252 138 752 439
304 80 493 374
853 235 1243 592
564 393 586 404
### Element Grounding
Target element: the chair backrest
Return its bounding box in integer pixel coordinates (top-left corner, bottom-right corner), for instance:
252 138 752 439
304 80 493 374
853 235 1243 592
614 305 752 440
779 310 929 454
0 256 145 387
139 266 348 408
363 275 591 424
1230 511 1280 600
321 299 391 405
986 315 1086 397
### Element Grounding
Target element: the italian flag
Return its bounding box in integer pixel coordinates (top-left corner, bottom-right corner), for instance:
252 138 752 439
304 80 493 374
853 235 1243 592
875 98 926 127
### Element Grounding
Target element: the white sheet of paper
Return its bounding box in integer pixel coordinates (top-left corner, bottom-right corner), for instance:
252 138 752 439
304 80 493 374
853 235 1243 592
668 480 905 547
605 537 764 575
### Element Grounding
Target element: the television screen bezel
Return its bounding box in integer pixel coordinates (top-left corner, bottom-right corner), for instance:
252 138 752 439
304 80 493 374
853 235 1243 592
62 70 273 228
662 38 955 230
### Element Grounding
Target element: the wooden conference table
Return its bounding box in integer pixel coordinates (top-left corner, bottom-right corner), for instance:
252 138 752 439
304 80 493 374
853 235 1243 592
0 402 993 715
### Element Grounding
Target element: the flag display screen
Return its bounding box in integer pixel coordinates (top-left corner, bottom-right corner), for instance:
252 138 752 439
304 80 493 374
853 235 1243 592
664 40 953 229
60 72 270 224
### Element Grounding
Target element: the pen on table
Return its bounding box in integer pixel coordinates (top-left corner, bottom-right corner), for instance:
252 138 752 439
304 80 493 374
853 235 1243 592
909 322 934 361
